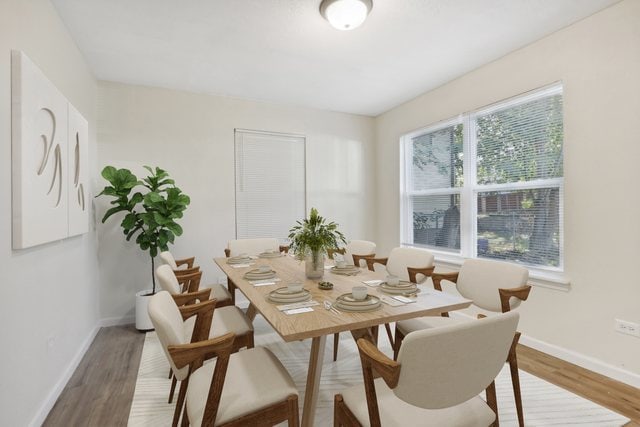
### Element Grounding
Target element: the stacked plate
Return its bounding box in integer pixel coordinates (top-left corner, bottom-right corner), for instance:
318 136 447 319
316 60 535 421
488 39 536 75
244 268 276 281
228 255 251 265
379 281 420 295
268 287 311 304
333 293 382 312
330 265 360 275
259 250 282 259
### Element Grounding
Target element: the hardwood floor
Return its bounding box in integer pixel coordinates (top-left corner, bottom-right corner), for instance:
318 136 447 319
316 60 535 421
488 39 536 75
43 325 639 426
43 325 144 427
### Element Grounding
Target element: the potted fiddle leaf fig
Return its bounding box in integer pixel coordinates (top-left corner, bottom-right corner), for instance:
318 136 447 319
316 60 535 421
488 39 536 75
97 165 190 330
288 208 346 279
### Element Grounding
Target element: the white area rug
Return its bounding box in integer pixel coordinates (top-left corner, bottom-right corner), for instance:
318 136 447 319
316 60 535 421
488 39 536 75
128 316 629 426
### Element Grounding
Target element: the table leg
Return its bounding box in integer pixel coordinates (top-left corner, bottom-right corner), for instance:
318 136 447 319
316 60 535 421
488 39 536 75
246 303 258 322
301 335 327 427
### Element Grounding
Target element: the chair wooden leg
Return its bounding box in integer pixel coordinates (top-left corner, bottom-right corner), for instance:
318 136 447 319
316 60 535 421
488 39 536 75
384 323 394 348
334 394 342 427
180 403 190 427
288 395 300 426
173 379 188 427
168 376 177 403
247 331 255 349
486 380 499 427
168 368 173 379
393 329 404 361
333 333 340 362
509 332 524 427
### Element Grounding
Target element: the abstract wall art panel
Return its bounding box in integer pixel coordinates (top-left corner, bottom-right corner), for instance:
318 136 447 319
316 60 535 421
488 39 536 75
11 50 90 249
68 103 89 237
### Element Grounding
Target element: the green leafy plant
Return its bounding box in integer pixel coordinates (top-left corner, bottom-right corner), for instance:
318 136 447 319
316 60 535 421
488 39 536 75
288 208 346 268
97 166 190 294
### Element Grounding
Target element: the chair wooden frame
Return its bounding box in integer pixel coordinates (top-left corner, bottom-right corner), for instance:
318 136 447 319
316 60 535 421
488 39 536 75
392 271 531 427
174 266 233 308
166 288 254 411
173 256 196 269
168 329 299 426
334 338 499 427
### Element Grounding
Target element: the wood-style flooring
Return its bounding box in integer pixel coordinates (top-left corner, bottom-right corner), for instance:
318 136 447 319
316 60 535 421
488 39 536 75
44 325 640 426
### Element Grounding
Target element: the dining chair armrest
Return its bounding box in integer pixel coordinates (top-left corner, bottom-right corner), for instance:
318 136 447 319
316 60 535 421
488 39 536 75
174 266 201 277
357 338 401 389
177 270 203 293
326 247 346 260
179 298 217 342
172 288 211 307
178 297 216 321
365 257 388 271
353 254 375 267
431 271 459 291
279 244 289 254
407 266 435 284
168 332 235 370
499 285 532 313
175 256 195 269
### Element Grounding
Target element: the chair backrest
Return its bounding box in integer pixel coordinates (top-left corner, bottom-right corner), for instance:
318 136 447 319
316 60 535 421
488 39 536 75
156 264 181 295
385 247 434 282
227 238 279 256
395 311 519 409
345 240 376 266
148 291 190 380
457 259 529 312
159 251 178 270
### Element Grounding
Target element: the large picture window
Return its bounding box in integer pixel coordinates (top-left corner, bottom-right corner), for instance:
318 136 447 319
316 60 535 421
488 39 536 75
401 84 563 270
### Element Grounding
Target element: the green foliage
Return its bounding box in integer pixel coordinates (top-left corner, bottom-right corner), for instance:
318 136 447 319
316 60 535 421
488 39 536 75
288 208 346 264
96 166 190 293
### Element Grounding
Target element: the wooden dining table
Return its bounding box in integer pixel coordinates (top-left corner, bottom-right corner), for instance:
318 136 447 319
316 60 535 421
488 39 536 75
214 255 472 427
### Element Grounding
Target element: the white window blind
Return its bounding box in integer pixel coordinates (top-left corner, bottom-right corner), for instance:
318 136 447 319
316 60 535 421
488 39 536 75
234 129 306 240
401 83 564 271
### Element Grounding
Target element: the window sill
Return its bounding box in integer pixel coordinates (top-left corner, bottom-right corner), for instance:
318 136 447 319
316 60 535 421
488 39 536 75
404 246 571 292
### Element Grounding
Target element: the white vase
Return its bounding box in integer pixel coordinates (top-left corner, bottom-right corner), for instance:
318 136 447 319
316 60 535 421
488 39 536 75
135 289 155 331
305 252 324 279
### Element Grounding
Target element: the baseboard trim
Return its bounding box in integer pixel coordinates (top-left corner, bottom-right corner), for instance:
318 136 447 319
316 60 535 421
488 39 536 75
29 324 100 427
100 315 135 327
448 311 640 389
519 335 640 389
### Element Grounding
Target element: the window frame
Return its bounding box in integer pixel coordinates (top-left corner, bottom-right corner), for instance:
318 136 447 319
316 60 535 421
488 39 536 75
400 83 564 278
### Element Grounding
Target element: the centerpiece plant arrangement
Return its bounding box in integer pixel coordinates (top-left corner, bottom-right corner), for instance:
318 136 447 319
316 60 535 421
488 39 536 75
97 166 190 295
288 208 346 279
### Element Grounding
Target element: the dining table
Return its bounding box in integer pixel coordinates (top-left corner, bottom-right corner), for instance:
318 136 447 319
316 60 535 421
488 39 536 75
214 254 472 427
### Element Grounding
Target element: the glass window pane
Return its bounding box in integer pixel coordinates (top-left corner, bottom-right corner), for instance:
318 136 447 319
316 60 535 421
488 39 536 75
476 94 563 185
411 124 463 190
477 188 560 267
412 194 460 251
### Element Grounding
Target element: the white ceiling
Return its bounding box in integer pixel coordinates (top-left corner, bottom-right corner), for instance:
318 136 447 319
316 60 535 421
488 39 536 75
52 0 619 116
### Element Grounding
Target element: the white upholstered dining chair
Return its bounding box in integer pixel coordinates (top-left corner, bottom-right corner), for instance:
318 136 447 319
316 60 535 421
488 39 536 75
334 311 520 427
148 291 299 426
394 258 532 427
159 251 233 307
333 246 435 362
224 238 288 305
328 240 377 268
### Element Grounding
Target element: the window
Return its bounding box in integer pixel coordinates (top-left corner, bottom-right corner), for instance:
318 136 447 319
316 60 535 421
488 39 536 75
401 84 563 271
234 129 306 240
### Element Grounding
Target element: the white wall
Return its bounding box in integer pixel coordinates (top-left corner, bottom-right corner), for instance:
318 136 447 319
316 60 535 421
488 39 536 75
0 0 100 425
375 0 640 376
96 82 376 320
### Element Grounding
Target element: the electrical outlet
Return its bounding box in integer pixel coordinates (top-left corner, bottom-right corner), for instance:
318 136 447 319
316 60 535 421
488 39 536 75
615 319 640 337
218 276 228 285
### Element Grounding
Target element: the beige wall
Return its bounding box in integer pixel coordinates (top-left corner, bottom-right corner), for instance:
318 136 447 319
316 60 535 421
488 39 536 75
96 82 376 320
374 0 640 376
0 0 99 425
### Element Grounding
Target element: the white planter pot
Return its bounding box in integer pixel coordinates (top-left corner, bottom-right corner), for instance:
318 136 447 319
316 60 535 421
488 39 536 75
135 289 155 331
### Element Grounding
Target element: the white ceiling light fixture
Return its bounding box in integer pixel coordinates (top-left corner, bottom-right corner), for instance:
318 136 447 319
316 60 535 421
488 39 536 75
320 0 373 31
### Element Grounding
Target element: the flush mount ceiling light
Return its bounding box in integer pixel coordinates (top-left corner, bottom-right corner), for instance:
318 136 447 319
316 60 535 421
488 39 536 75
319 0 373 31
